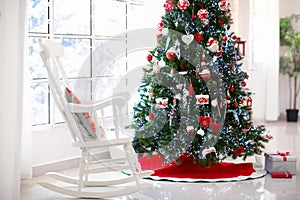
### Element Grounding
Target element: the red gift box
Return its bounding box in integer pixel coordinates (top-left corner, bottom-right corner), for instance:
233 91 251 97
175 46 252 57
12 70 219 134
271 172 292 178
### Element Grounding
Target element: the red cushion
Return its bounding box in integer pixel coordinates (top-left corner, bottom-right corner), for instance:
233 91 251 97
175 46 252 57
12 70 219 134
65 87 98 139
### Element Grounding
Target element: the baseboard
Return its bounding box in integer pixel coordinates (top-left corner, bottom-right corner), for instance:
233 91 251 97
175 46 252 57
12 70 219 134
32 151 110 177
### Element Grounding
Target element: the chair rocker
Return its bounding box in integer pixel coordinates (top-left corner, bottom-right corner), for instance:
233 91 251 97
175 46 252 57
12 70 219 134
38 39 153 198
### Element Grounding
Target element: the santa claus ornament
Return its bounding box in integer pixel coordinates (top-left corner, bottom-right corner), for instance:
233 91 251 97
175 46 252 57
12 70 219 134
156 97 168 108
207 38 219 52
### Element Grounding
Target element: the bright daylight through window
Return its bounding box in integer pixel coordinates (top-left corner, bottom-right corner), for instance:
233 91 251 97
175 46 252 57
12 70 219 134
28 0 164 127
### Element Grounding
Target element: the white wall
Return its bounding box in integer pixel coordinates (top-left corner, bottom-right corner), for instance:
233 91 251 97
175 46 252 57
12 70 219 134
0 0 26 199
279 0 300 114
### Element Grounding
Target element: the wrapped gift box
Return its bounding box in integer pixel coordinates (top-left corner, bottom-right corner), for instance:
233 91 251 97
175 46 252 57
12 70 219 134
265 152 297 175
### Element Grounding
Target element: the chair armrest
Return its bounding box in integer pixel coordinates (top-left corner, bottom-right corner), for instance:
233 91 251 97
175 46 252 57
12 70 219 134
68 92 130 113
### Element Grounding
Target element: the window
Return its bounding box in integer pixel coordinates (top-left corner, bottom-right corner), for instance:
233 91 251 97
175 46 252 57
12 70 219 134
28 0 164 127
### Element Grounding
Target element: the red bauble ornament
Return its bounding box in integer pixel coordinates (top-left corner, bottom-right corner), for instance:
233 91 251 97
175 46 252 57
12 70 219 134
234 101 238 107
222 35 228 41
226 95 231 100
245 124 251 129
230 86 235 92
188 84 194 95
241 81 247 87
166 52 176 60
147 54 152 61
239 99 244 104
233 146 245 156
217 18 224 25
199 116 210 129
194 32 204 43
149 112 154 121
219 0 230 11
192 13 195 19
232 35 238 40
164 0 174 12
177 0 190 10
197 9 209 19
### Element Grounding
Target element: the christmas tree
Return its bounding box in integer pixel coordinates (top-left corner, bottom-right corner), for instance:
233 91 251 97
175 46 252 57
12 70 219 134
131 0 270 166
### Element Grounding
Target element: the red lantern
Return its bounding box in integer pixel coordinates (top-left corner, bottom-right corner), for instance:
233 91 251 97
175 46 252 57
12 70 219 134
247 96 252 107
149 112 154 121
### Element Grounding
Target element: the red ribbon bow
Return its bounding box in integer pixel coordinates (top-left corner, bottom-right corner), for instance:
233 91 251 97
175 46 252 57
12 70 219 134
272 151 290 162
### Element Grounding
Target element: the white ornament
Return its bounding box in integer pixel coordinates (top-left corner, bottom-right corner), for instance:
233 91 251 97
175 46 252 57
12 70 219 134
174 40 181 59
179 71 188 75
211 99 218 107
158 60 166 67
165 36 171 50
187 126 194 134
161 28 169 35
181 34 194 45
197 128 205 136
152 61 160 74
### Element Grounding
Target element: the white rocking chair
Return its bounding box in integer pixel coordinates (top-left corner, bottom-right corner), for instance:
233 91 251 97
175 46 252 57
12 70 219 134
38 39 153 198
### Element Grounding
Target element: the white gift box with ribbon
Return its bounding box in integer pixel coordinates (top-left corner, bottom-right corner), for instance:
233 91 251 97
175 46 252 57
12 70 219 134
265 152 297 175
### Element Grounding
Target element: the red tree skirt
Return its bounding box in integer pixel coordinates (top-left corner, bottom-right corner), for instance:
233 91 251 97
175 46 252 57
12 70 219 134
138 154 256 179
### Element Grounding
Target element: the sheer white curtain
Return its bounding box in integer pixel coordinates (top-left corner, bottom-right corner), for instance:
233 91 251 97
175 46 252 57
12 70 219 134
0 0 28 199
248 0 280 121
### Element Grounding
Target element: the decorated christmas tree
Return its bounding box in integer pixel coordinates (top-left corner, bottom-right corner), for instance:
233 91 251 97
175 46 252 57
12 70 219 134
131 0 270 166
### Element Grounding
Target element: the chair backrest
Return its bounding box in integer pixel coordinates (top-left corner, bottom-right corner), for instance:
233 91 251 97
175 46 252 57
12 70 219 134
38 39 100 142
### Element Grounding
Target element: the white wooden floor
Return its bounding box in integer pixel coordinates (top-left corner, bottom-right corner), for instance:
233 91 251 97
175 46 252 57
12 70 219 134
21 120 300 200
